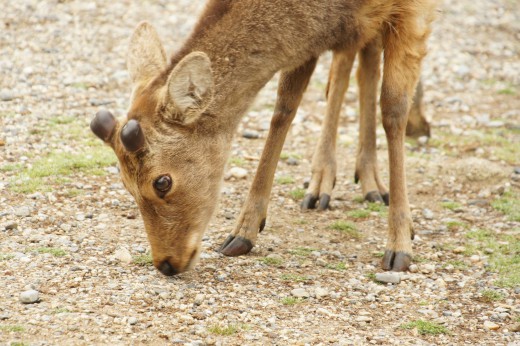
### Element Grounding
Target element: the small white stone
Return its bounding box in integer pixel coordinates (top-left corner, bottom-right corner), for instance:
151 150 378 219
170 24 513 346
483 320 499 331
114 247 132 264
226 167 248 180
315 287 329 299
453 246 466 254
128 317 138 325
291 288 310 298
409 264 419 273
20 290 39 304
356 316 373 323
375 272 401 284
470 255 480 263
317 307 333 316
194 294 205 306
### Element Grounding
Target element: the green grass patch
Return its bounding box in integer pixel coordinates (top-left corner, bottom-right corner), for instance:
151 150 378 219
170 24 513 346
326 262 348 271
8 146 117 193
441 201 462 211
228 157 245 166
276 176 295 185
36 247 66 257
0 325 25 332
10 342 29 346
492 192 520 222
259 257 283 266
347 209 371 219
353 196 365 204
445 220 467 231
480 289 505 303
400 320 449 335
0 163 23 172
280 152 302 161
329 221 361 239
289 188 306 200
281 297 305 305
52 307 71 314
0 253 14 261
372 251 384 258
280 274 310 282
498 87 516 95
288 247 317 257
132 253 153 266
466 229 493 241
366 202 387 213
207 324 240 336
443 260 468 270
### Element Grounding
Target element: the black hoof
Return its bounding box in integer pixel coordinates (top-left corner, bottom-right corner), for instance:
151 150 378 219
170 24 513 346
382 250 412 272
301 194 318 210
317 194 331 211
219 236 253 257
354 172 359 184
364 191 384 204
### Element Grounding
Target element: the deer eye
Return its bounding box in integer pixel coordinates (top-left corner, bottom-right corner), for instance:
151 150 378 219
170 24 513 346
153 175 172 193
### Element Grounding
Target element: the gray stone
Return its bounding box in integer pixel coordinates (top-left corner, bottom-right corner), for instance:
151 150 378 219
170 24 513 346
242 130 260 139
0 91 14 101
422 208 434 220
20 290 39 304
5 222 18 230
375 272 401 284
315 287 329 299
15 206 31 217
286 157 299 166
128 317 138 325
291 288 310 298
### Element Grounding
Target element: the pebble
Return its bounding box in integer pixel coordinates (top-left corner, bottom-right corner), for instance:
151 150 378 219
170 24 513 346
514 167 520 175
291 288 310 298
356 316 373 323
422 208 434 220
114 247 133 264
315 287 329 299
0 91 14 101
286 157 299 166
15 206 31 217
421 264 435 274
226 167 248 180
242 130 260 139
20 290 39 304
483 320 500 331
5 222 18 230
470 255 480 263
194 294 205 306
128 317 138 325
375 272 401 284
453 246 466 254
408 264 418 273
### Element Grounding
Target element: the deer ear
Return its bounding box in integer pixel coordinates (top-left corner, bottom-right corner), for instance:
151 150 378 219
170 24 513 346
165 52 214 124
127 22 167 85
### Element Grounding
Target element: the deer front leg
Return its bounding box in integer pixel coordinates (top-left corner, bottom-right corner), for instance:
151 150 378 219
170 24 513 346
301 49 356 211
354 38 389 205
379 20 430 272
219 58 318 256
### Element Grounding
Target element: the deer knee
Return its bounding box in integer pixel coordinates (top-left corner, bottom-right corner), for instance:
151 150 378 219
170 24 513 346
270 106 293 129
381 92 409 134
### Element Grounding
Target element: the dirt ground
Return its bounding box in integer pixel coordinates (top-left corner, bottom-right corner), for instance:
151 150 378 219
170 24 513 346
1 0 519 345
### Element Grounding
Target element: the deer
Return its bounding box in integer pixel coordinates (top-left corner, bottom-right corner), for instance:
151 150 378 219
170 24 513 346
90 0 436 276
302 46 430 211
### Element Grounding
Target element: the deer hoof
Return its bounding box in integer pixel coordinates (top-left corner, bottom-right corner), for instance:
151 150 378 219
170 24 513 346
301 194 318 210
364 191 385 204
219 236 253 257
382 193 389 206
381 250 411 272
317 194 331 211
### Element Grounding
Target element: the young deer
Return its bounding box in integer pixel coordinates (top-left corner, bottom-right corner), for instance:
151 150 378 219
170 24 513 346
302 45 430 211
91 0 435 275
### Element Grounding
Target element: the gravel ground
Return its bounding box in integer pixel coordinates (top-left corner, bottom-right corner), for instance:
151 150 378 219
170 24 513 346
1 0 519 345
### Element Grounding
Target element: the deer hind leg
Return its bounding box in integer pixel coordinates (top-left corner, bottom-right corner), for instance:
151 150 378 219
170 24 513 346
301 49 356 211
380 10 432 272
406 79 431 139
354 38 390 205
219 57 318 256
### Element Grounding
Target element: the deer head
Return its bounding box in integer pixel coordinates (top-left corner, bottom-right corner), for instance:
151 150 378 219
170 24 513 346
91 22 225 276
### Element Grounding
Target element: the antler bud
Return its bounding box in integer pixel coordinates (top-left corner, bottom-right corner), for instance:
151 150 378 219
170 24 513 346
90 110 117 142
120 119 145 152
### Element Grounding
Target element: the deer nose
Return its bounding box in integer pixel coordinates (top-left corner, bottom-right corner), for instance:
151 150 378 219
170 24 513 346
157 260 178 276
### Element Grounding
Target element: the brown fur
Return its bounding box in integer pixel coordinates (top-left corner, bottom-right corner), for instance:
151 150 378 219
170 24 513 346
93 0 436 274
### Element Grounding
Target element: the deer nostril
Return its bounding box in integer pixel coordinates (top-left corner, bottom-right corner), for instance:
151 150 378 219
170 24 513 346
158 260 178 276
